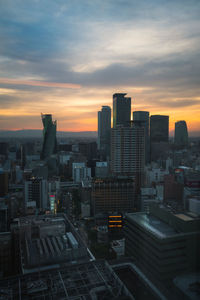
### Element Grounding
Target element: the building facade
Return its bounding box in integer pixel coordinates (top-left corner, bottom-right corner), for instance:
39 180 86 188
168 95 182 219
92 177 137 214
41 113 57 160
24 177 48 211
110 123 145 186
133 111 150 163
150 115 169 143
124 204 200 284
174 120 188 147
113 93 131 128
97 106 111 158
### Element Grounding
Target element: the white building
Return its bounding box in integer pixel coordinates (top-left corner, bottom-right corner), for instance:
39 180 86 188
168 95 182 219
72 163 91 183
145 167 168 186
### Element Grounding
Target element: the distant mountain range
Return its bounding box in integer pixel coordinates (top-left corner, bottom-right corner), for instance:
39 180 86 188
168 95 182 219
0 129 199 138
0 129 97 138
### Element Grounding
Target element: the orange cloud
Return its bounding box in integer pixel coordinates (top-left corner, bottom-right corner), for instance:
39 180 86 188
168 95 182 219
0 78 81 89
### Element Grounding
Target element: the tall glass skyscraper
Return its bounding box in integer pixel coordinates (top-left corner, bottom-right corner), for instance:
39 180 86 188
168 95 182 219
41 114 57 160
174 120 188 147
113 93 131 128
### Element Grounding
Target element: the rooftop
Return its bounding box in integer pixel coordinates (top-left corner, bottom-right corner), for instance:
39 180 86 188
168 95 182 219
127 213 180 239
174 214 194 221
0 260 133 300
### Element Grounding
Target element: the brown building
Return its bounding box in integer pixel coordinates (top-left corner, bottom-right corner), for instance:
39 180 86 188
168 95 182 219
92 177 137 214
164 174 183 204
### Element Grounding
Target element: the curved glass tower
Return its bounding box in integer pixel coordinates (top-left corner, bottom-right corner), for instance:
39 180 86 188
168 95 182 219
41 114 57 160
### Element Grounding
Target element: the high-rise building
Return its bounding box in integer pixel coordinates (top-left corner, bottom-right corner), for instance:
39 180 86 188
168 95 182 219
41 113 57 160
174 120 188 147
110 123 145 179
97 106 111 158
113 93 131 128
24 177 48 211
150 115 169 143
150 115 169 162
133 111 150 164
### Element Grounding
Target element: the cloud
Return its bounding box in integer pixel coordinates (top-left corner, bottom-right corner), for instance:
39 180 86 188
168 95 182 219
0 0 200 132
0 78 81 89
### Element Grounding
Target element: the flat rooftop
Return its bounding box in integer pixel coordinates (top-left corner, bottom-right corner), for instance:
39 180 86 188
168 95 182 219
18 215 65 226
127 213 179 239
0 260 133 300
174 214 194 221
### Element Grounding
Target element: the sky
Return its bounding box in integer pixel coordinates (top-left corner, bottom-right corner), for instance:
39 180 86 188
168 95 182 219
0 0 200 135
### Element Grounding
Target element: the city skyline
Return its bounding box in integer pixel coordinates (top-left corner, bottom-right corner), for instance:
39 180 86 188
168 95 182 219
0 0 200 135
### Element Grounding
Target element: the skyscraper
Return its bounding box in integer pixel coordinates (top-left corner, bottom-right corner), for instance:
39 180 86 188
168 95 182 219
97 106 111 158
133 111 150 164
113 93 131 128
150 115 169 143
41 114 57 160
150 115 169 162
174 120 188 147
110 122 145 180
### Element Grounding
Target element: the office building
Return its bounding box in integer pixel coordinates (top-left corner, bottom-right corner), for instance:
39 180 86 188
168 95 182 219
113 93 131 128
41 113 57 160
150 115 169 162
124 204 200 284
24 177 48 211
164 174 183 205
110 123 145 185
174 120 188 147
97 106 111 158
92 177 137 214
133 111 150 163
72 162 91 183
150 115 169 143
95 161 109 178
78 141 97 160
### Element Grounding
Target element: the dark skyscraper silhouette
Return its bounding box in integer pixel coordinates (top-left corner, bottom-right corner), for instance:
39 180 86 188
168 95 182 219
41 113 57 160
150 115 169 143
133 111 150 164
174 120 188 147
97 106 111 158
113 93 131 128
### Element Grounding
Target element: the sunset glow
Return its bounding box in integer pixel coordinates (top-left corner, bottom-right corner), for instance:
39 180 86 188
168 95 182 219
0 0 199 136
